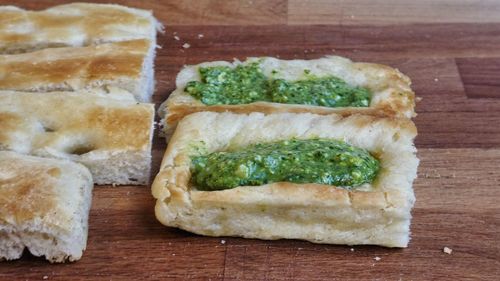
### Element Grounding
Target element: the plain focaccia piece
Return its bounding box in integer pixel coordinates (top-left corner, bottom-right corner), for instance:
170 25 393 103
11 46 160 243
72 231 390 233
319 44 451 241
0 3 163 54
0 89 155 185
159 56 416 137
0 151 93 262
0 39 155 102
152 112 419 247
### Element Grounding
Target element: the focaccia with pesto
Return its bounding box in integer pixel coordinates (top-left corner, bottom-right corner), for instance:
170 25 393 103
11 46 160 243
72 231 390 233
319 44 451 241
159 56 416 137
152 112 419 247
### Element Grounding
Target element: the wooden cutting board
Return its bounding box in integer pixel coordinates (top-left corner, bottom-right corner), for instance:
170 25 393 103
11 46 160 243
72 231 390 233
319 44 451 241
1 1 499 280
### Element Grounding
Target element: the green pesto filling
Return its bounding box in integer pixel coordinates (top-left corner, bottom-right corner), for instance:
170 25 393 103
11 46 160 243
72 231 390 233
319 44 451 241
269 77 370 107
184 63 371 107
185 63 270 105
190 139 380 191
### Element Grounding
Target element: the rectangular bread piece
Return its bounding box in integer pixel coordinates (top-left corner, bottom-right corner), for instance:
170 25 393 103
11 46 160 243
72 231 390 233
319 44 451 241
0 89 155 185
0 3 163 54
159 56 416 137
0 151 93 262
152 112 419 247
0 39 155 102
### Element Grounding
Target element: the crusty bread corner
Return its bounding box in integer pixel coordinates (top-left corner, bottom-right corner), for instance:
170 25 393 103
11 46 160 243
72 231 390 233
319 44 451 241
158 56 416 138
0 3 164 55
152 112 419 247
0 151 93 262
0 89 155 185
0 39 155 102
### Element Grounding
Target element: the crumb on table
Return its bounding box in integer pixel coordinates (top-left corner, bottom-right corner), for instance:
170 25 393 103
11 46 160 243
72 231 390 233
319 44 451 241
443 247 453 254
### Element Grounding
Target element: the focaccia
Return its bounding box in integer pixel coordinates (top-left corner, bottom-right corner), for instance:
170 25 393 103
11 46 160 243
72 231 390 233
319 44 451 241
0 39 155 102
0 151 93 262
159 56 416 137
0 89 154 185
0 3 163 54
152 112 419 247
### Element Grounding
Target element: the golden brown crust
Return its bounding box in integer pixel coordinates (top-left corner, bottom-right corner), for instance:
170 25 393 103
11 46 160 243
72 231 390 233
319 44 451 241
0 151 92 228
0 39 149 91
0 90 154 152
159 56 416 137
0 89 154 185
0 151 93 262
0 3 159 54
163 102 412 138
0 166 58 223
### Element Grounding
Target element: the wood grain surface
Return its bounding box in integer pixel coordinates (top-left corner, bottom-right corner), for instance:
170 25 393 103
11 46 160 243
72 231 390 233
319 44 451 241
1 1 499 280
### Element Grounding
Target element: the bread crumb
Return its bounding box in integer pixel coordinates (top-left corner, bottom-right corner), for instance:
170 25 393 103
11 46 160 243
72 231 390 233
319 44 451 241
174 36 180 41
183 43 191 49
443 247 452 254
43 276 48 280
434 78 439 82
197 34 204 39
350 248 354 252
220 239 226 244
374 256 381 261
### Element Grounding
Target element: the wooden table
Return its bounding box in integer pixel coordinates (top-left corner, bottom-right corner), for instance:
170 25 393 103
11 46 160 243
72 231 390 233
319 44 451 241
1 1 499 280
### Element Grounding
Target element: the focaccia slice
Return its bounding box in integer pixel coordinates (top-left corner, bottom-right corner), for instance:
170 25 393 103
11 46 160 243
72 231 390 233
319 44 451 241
0 89 154 185
0 39 155 102
159 56 416 137
152 112 419 247
0 151 93 262
0 3 163 54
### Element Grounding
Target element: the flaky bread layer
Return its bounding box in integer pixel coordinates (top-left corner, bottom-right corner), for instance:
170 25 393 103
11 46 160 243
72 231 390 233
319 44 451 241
152 112 419 247
0 89 154 185
159 56 416 138
0 151 93 262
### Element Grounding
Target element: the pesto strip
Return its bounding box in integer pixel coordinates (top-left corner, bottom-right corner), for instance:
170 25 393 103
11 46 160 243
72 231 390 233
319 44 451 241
191 139 380 191
185 63 371 107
